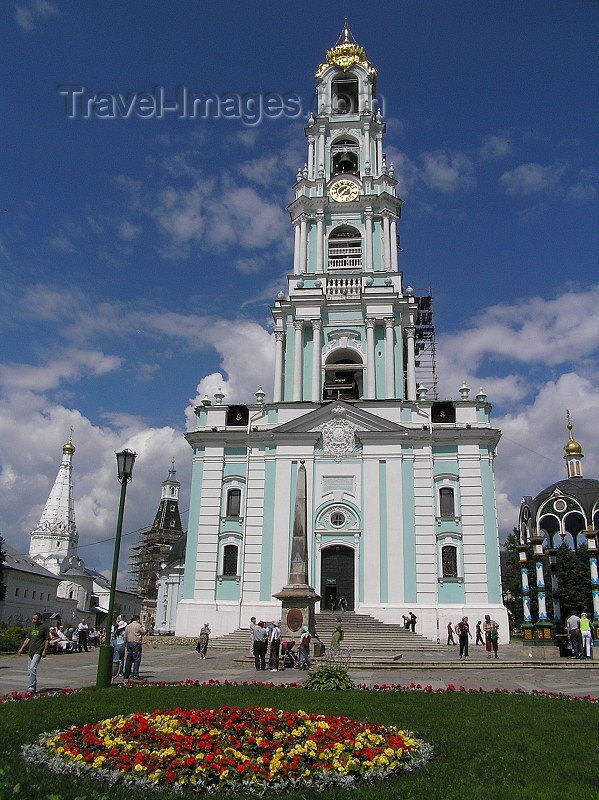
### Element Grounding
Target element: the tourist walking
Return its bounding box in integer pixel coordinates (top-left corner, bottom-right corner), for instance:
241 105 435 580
483 615 500 659
337 597 347 617
197 623 211 659
475 620 485 645
123 615 147 680
565 611 583 659
580 612 592 658
330 621 343 651
252 620 268 670
298 625 311 670
112 618 127 675
409 612 417 632
447 621 456 645
17 612 50 693
455 616 472 660
77 619 89 652
268 620 281 671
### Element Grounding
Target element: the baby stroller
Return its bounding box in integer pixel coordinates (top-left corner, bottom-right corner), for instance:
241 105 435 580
281 640 299 669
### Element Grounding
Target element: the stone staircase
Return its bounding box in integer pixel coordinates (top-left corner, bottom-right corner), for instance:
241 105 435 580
207 612 446 668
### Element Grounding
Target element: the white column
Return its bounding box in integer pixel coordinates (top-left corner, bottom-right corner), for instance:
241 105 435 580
366 318 376 399
390 217 399 271
308 137 315 180
299 216 308 273
535 559 548 620
384 318 395 399
382 212 391 271
376 134 383 176
293 320 304 401
405 326 416 401
364 209 373 272
293 222 301 275
311 319 322 403
316 211 324 272
318 126 326 176
273 330 285 403
363 123 371 173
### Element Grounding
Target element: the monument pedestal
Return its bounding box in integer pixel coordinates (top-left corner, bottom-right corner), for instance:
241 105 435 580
273 585 323 656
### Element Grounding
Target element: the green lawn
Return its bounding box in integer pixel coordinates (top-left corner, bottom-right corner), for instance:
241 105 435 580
0 683 597 800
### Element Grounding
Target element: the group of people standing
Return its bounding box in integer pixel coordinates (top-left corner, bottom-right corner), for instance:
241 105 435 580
111 614 150 680
250 617 283 671
402 612 417 632
446 614 500 660
566 611 592 658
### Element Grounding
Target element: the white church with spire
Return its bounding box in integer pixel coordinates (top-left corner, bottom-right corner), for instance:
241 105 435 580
0 436 141 627
29 434 79 575
174 24 507 642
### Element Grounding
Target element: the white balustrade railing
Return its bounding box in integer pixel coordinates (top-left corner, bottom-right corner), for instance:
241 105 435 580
326 276 362 298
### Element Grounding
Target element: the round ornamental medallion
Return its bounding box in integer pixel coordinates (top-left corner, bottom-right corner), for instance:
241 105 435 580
287 607 304 632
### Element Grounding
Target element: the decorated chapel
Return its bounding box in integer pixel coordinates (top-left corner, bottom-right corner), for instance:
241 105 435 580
172 24 507 642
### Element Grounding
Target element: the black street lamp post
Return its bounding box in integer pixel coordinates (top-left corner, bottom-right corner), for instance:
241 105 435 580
96 449 136 688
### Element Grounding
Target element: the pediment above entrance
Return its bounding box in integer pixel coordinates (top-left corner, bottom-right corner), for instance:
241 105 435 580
272 400 408 436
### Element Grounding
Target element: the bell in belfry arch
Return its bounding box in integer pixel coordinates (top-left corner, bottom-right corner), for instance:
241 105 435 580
337 151 354 172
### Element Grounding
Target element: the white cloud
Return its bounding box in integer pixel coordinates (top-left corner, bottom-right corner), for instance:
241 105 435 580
498 162 567 196
420 150 476 193
437 285 599 392
565 183 597 203
118 220 142 241
14 0 59 33
47 233 76 253
0 349 123 392
479 133 512 161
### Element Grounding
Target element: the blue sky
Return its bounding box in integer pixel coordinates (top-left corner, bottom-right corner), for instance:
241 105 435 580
1 1 598 580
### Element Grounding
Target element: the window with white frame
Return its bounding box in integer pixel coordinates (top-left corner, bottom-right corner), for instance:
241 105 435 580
222 544 238 576
435 474 459 519
437 533 462 580
439 487 455 518
441 545 458 578
226 488 241 518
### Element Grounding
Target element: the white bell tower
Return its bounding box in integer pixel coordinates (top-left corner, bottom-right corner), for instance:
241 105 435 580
29 434 79 574
271 21 419 406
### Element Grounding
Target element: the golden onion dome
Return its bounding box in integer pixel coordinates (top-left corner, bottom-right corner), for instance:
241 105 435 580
63 431 75 455
563 410 582 457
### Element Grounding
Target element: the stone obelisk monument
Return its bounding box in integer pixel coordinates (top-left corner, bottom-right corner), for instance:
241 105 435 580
274 460 321 647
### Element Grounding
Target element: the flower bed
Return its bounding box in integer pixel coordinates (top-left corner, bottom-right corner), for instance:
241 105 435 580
23 705 432 793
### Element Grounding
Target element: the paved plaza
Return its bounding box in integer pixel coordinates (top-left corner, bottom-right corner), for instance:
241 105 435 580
2 640 598 698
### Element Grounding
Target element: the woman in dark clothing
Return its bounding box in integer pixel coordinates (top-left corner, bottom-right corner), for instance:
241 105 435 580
198 623 210 659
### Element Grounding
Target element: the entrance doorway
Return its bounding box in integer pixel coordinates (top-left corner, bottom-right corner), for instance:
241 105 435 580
321 545 354 611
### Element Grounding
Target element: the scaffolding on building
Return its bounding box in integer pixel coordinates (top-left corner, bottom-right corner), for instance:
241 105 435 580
129 527 182 598
413 286 438 399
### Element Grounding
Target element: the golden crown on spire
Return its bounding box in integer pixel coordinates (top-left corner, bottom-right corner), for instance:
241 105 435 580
563 410 583 457
315 19 377 81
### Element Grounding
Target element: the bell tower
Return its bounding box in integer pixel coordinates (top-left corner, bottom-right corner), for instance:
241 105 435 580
271 21 421 406
29 434 79 574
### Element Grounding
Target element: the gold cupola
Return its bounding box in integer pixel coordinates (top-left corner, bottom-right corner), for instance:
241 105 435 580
563 410 583 477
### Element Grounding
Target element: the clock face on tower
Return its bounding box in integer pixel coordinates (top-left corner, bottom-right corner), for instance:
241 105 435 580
330 179 360 202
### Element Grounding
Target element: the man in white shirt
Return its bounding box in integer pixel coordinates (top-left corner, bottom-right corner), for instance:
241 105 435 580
565 612 582 659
